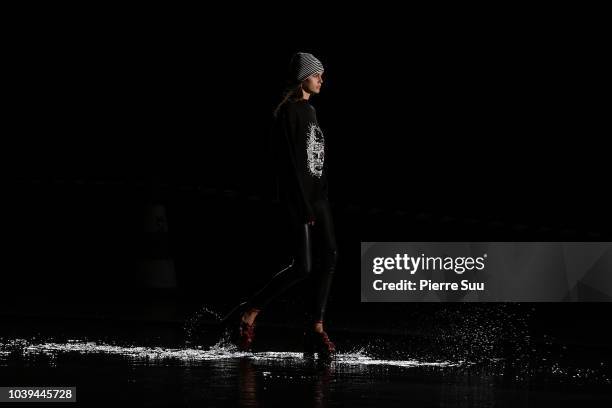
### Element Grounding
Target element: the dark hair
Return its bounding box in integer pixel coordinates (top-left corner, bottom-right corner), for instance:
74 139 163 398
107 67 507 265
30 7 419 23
273 83 303 118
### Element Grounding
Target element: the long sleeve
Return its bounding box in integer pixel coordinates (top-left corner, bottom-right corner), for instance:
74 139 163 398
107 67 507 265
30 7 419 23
278 107 315 222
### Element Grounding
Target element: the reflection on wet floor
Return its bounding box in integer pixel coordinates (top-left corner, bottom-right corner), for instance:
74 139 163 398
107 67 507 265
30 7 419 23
1 332 611 407
1 302 612 407
0 336 466 368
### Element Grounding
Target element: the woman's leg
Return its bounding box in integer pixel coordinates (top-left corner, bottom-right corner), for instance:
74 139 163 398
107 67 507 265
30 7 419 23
306 198 339 327
246 219 313 311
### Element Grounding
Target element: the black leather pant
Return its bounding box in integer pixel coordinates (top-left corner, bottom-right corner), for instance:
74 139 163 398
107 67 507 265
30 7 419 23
248 198 338 323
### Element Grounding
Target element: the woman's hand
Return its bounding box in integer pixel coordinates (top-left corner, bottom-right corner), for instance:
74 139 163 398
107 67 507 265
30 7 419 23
307 215 316 226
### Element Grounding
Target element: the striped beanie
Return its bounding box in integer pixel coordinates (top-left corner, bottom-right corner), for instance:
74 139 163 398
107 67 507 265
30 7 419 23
287 52 324 87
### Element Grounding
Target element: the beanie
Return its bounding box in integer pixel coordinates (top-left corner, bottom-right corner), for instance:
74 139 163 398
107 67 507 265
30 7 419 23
286 52 324 88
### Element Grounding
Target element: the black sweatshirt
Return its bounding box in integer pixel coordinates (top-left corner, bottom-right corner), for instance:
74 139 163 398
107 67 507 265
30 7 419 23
271 99 328 222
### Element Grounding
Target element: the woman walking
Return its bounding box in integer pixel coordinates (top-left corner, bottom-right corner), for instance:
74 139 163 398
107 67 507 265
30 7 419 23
221 52 338 359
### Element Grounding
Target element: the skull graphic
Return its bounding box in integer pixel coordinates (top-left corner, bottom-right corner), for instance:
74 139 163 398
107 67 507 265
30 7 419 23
306 123 325 178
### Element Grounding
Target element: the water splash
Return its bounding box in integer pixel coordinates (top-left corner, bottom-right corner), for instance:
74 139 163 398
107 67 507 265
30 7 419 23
0 337 463 368
412 303 531 363
183 304 224 346
1 332 610 386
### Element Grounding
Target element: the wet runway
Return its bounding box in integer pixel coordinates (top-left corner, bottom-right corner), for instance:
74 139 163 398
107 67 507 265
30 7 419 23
1 311 611 407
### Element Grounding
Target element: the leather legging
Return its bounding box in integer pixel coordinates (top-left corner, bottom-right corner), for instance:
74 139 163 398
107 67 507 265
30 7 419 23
247 198 338 323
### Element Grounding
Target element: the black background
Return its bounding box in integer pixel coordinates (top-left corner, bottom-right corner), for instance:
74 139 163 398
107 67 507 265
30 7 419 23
4 12 610 347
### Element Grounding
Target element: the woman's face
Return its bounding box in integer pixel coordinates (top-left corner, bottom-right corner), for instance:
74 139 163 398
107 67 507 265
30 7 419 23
302 71 324 95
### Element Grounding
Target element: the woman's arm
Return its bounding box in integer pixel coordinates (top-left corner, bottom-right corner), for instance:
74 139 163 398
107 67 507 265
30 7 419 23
280 109 316 224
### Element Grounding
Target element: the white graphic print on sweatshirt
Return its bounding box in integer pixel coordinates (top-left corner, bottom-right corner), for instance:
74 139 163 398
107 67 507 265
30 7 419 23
306 123 325 178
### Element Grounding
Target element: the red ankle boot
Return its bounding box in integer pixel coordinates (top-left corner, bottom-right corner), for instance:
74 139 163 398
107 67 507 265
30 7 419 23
221 302 260 352
303 322 336 359
239 319 257 352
